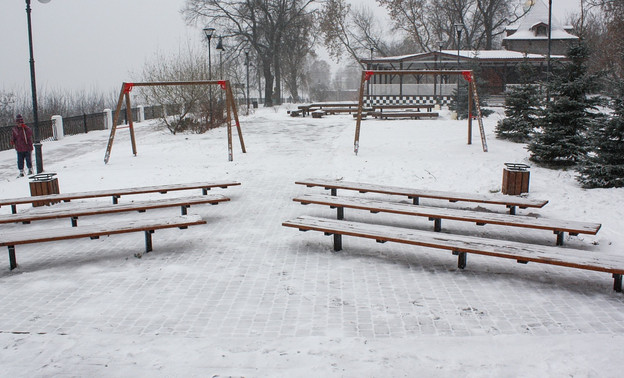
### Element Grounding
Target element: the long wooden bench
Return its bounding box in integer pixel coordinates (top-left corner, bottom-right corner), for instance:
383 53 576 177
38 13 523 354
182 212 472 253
297 102 361 117
293 194 600 245
1 215 206 270
295 178 548 215
372 104 435 112
0 181 240 214
0 195 229 227
371 111 439 119
282 216 624 293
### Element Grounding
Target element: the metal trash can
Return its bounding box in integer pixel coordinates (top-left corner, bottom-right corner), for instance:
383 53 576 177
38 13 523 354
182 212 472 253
502 163 530 195
252 101 258 109
29 173 60 207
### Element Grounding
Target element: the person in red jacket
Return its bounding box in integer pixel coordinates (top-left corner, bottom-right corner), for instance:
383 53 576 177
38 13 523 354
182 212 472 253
10 114 34 177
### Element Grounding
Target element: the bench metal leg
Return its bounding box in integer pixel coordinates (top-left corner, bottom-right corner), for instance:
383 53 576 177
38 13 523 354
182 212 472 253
434 218 441 232
333 234 342 252
330 188 337 196
145 230 154 253
453 251 467 269
71 217 78 227
11 204 17 214
614 274 622 293
337 207 344 220
554 231 565 246
202 188 209 195
8 245 16 270
181 205 189 215
112 195 120 204
508 205 516 215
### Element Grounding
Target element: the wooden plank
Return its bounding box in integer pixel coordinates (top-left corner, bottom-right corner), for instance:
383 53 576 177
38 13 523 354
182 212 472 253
0 195 229 225
0 181 241 209
282 216 624 275
1 215 205 247
293 194 601 236
295 178 548 209
371 111 439 119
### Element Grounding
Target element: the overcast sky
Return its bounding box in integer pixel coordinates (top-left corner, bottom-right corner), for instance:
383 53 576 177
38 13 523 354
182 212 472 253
1 0 580 94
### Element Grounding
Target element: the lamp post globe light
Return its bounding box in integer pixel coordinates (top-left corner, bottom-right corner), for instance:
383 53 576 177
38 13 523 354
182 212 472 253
203 27 215 125
25 0 52 174
453 23 464 104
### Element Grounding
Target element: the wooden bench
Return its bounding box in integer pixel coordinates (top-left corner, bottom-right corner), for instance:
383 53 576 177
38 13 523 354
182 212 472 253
1 215 206 270
0 195 229 227
293 194 600 245
371 111 439 119
372 104 435 112
311 110 325 118
0 181 240 214
297 103 362 117
288 110 303 117
295 178 548 215
282 216 624 293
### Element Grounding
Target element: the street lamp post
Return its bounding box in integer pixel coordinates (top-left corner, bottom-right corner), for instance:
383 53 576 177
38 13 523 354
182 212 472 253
215 36 225 107
546 0 552 105
368 47 374 101
438 41 444 105
203 27 215 125
454 23 464 103
25 0 51 174
216 36 224 78
245 50 250 115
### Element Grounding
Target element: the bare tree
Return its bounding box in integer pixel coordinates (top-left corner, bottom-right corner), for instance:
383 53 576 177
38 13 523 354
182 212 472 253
281 11 317 101
377 0 522 51
320 0 390 66
183 0 316 107
137 46 213 134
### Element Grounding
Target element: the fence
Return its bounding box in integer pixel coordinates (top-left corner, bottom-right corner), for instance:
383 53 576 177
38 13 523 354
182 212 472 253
0 105 165 152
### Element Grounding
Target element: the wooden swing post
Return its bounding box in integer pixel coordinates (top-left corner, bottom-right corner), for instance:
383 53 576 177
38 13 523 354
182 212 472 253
353 69 487 154
103 80 246 164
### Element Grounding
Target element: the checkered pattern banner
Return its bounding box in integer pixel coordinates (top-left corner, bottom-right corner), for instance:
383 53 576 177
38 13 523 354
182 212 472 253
365 95 451 106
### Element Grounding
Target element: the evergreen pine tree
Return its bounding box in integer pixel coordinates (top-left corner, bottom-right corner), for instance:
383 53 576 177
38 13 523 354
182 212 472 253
450 61 494 120
528 43 602 167
496 62 541 142
577 80 624 187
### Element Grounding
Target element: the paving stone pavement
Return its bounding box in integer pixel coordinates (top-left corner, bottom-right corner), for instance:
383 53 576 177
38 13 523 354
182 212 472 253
1 113 623 346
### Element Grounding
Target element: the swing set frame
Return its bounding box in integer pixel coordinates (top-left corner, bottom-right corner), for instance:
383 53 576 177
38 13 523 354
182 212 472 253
353 69 487 154
104 80 246 164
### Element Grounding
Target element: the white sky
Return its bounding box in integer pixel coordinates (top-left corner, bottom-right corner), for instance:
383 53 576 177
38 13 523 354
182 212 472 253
0 0 581 93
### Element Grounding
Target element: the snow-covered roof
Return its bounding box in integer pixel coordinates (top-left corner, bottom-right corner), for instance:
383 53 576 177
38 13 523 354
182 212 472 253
504 0 578 41
370 50 565 62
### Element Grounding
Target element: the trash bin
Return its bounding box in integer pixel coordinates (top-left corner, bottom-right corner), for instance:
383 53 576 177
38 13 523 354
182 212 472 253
252 101 258 109
502 163 530 195
29 173 60 207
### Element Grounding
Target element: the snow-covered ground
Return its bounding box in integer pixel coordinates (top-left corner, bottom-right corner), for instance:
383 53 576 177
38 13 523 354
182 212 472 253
0 106 623 376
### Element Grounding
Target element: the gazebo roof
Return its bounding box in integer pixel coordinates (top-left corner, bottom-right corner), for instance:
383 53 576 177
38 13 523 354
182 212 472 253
364 50 566 65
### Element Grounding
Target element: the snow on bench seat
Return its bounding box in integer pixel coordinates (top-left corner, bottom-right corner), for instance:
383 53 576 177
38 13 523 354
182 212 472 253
293 194 600 245
1 215 206 270
0 195 229 227
0 181 240 214
282 216 624 293
295 178 548 214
